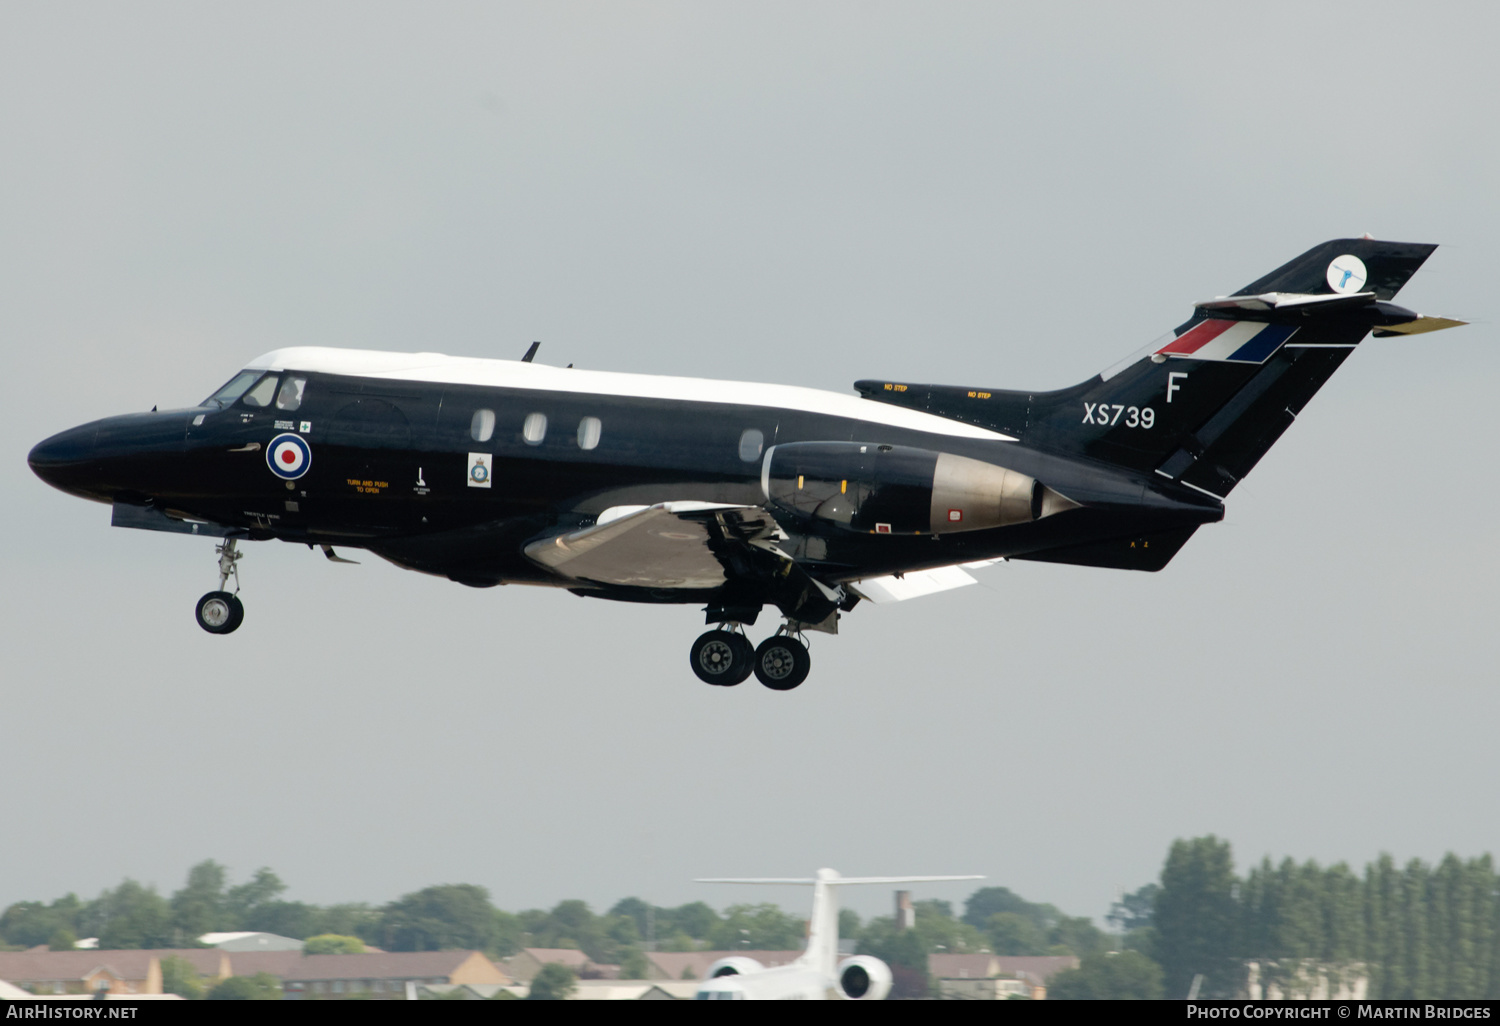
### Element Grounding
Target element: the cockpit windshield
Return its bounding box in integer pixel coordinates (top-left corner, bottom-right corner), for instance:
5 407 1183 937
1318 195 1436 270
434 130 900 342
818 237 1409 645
202 370 264 409
241 373 280 408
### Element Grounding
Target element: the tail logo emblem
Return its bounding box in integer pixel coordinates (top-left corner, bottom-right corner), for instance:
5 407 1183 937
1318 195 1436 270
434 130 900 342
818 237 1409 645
1326 254 1368 294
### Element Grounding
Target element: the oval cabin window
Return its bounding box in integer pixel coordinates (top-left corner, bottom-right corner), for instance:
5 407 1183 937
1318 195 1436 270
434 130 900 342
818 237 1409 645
523 412 547 445
471 409 495 442
577 416 602 451
738 428 765 462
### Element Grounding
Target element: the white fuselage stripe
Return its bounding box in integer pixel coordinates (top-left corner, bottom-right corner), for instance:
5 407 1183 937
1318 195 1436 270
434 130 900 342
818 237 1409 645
243 347 1016 442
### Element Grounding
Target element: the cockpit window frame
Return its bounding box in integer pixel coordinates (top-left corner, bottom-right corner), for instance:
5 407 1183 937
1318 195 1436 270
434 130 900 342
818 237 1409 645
202 370 264 409
240 373 281 409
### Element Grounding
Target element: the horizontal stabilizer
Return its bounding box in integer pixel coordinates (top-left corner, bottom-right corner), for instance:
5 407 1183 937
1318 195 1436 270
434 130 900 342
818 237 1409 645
1195 291 1376 314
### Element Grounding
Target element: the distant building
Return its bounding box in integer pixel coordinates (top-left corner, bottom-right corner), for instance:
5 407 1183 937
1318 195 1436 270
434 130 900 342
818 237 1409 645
1244 961 1369 1001
213 950 304 980
0 979 35 999
643 950 804 981
0 947 509 999
504 948 619 982
929 953 1078 1001
198 931 304 952
0 949 228 996
415 980 700 1000
938 977 1034 1000
415 982 520 1000
281 951 509 1000
895 891 916 930
570 980 699 1000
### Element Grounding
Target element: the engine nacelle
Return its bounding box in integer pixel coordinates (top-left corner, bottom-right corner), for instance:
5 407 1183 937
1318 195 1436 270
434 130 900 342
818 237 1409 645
836 955 893 1000
703 956 765 979
761 441 1076 536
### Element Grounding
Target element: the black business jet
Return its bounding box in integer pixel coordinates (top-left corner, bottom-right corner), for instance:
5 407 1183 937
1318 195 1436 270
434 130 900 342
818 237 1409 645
28 238 1464 690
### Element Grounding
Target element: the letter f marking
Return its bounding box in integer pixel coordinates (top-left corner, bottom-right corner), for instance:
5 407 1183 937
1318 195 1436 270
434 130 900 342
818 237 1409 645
1167 371 1188 403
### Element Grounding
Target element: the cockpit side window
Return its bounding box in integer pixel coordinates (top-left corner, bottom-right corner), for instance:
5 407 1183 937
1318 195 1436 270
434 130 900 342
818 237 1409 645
275 376 307 411
202 370 262 408
241 374 280 408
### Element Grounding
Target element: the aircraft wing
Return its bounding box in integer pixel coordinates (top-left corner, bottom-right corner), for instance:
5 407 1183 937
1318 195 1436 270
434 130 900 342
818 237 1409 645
522 501 783 589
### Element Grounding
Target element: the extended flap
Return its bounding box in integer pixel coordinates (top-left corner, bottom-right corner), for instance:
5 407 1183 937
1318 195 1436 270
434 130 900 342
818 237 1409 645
524 502 769 589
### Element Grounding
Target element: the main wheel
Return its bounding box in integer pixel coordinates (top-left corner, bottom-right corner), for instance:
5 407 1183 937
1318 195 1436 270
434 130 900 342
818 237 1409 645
754 635 810 691
196 591 244 635
726 633 754 685
690 630 753 686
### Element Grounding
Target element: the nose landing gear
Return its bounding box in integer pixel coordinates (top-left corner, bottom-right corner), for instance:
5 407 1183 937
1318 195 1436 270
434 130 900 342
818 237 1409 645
195 538 245 635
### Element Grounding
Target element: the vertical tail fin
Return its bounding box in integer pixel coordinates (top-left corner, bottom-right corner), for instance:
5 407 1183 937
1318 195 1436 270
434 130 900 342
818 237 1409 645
697 870 983 978
858 238 1461 498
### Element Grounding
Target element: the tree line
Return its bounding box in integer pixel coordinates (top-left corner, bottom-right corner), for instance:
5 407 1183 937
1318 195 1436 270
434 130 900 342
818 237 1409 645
1134 837 1500 1000
0 860 817 971
5 841 1499 1000
0 859 1111 987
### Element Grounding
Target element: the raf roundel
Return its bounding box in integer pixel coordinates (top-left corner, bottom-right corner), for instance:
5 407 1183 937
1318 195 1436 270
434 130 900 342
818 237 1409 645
267 433 311 480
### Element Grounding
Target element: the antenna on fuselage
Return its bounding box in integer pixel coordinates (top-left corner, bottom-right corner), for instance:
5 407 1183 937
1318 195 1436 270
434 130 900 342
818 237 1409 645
521 341 540 363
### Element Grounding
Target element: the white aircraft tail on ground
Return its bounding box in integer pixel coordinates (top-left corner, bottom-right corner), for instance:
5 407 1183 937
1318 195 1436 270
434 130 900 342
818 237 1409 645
691 867 982 1000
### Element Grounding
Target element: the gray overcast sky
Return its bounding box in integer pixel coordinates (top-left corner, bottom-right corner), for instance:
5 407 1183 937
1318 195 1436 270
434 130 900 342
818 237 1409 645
3 1 1497 926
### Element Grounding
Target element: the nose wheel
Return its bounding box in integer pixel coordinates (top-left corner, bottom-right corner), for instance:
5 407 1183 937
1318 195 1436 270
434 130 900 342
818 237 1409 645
196 591 244 634
196 537 246 635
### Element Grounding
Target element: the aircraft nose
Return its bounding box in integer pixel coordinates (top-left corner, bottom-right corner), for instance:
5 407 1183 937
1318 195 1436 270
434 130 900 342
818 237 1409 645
27 422 101 495
30 411 193 503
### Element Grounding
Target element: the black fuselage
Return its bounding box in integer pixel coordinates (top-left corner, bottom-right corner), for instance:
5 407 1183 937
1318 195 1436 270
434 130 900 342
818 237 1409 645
27 361 1222 613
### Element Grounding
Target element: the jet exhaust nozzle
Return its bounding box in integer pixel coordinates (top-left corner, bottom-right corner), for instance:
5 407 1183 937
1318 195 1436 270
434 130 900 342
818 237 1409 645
761 442 1078 536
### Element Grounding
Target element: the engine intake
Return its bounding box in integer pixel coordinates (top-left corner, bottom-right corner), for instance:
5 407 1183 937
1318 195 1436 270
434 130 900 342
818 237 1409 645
761 442 1075 535
703 956 765 979
836 955 893 1000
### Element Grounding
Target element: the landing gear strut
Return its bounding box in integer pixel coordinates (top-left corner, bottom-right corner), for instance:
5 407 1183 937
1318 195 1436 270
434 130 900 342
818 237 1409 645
195 538 245 635
689 627 755 686
753 628 811 691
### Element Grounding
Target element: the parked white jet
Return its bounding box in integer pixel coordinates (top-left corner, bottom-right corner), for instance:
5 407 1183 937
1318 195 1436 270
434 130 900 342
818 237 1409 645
691 868 982 1000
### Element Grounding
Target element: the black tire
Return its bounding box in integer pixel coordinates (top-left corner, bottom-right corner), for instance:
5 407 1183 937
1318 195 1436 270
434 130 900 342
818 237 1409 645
754 635 810 691
727 633 755 685
195 591 240 634
224 594 245 633
690 630 751 686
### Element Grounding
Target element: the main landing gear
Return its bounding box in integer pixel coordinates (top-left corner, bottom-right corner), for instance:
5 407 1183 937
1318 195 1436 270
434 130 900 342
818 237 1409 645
195 538 245 635
689 624 812 691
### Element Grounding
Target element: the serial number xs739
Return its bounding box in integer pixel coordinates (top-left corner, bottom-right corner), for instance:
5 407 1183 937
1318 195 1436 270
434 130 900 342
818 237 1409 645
1083 403 1154 428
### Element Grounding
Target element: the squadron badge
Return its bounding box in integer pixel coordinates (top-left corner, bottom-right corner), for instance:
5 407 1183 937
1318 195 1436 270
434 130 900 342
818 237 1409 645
467 452 492 488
